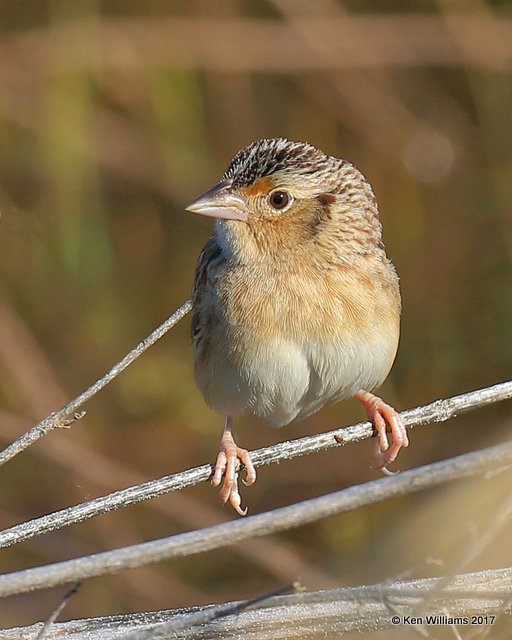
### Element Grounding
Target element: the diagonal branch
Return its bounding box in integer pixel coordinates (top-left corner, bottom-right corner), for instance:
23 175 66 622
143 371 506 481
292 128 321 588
0 438 511 598
0 380 511 550
35 583 81 640
0 300 192 469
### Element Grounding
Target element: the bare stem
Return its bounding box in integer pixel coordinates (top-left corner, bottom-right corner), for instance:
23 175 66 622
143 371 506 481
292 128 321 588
0 300 192 468
35 583 81 640
121 581 300 640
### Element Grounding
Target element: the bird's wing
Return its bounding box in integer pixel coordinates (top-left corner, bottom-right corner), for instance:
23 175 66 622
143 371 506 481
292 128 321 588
191 235 224 347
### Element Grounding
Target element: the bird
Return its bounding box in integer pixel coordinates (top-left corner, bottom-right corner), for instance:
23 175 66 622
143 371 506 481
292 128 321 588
186 138 408 515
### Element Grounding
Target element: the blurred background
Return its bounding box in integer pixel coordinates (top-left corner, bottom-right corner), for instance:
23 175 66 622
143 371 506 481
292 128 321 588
0 0 512 635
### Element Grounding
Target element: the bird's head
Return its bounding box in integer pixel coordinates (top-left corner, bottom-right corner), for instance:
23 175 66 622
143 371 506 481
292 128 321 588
186 138 383 263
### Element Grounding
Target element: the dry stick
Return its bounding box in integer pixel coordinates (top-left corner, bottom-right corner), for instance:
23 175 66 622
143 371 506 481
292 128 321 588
0 300 192 468
120 581 300 640
1 379 511 550
0 439 511 599
35 583 81 640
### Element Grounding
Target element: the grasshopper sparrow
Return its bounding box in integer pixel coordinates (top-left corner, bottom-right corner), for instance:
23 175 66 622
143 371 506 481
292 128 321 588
187 138 408 515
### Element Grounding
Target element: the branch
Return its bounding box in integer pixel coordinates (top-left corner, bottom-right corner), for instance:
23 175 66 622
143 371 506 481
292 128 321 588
1 380 511 550
4 568 512 639
121 581 300 640
0 439 511 598
0 300 192 468
35 583 81 640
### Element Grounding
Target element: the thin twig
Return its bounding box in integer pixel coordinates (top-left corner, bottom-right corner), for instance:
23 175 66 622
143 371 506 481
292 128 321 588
0 300 192 468
121 581 301 639
1 380 511 550
0 439 510 598
35 583 81 640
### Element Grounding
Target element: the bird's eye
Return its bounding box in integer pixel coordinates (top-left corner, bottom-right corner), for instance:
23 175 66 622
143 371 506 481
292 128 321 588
268 190 291 210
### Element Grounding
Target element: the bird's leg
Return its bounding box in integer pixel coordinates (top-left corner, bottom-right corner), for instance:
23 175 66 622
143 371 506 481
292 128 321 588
210 416 257 516
355 390 409 474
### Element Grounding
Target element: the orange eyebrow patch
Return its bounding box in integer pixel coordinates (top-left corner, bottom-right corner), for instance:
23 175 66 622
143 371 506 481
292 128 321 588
240 176 274 197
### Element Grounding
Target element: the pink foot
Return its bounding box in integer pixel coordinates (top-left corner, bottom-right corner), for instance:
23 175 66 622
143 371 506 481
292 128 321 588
355 390 409 474
211 418 256 516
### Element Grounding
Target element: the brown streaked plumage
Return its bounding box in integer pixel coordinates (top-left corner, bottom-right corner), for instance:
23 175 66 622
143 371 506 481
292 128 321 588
187 138 408 515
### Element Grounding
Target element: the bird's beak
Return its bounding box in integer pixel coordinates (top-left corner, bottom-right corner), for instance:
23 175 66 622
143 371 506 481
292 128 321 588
185 180 248 222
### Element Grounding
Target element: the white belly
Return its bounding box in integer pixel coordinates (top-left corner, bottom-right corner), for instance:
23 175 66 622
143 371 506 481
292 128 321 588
196 330 397 427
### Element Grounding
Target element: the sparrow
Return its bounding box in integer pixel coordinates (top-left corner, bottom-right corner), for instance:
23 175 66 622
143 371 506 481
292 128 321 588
186 138 408 515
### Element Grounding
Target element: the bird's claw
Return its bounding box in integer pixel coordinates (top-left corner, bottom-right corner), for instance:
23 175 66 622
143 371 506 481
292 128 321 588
372 403 408 472
356 391 409 473
211 444 256 516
